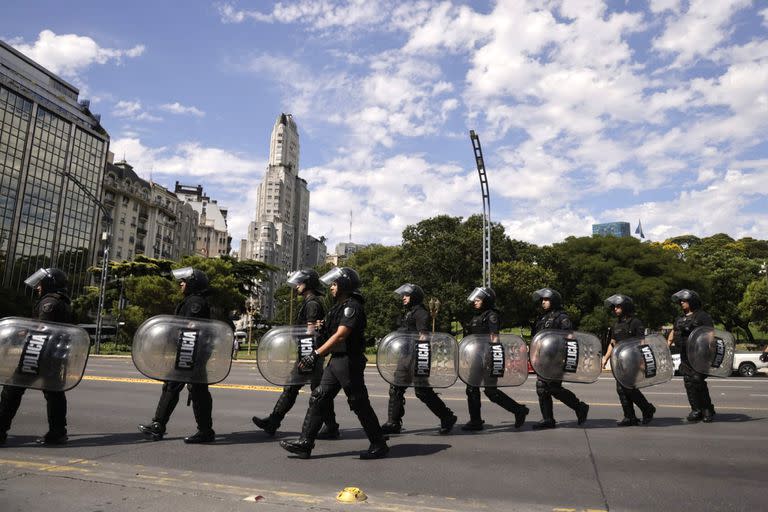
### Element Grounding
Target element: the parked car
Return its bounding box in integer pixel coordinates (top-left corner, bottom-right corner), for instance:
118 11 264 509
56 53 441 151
672 352 768 377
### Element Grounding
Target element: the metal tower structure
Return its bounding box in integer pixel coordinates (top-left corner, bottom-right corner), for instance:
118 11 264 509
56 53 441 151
470 130 491 288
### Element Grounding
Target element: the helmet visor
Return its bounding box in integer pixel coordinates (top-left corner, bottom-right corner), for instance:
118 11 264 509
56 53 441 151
319 267 344 286
467 287 488 303
287 270 309 287
24 268 50 288
394 284 415 297
172 267 195 281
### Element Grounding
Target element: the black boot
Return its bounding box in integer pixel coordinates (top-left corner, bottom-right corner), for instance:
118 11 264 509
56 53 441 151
184 430 215 444
36 430 68 445
381 386 406 434
532 419 556 430
280 439 313 459
575 402 589 425
316 422 341 440
360 439 389 460
439 414 458 434
514 406 529 428
641 404 656 425
702 407 715 423
686 410 702 422
463 386 483 431
0 430 6 445
617 417 639 427
138 421 166 440
252 415 278 436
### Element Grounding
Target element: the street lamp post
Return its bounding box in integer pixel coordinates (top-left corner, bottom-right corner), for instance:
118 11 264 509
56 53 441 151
246 296 257 355
56 170 112 355
428 297 441 333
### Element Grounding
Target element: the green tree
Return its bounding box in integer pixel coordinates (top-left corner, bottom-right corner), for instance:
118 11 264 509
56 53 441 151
542 236 700 334
739 278 768 333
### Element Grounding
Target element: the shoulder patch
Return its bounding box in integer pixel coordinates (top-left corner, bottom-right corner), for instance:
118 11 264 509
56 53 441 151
344 307 355 318
190 303 202 314
488 313 499 325
42 302 54 313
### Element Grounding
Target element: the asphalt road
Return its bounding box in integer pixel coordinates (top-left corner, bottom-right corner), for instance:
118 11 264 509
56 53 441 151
1 357 766 511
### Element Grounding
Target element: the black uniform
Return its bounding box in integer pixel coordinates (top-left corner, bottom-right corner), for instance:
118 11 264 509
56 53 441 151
294 293 384 448
464 308 528 427
672 309 715 416
255 293 337 433
611 316 654 422
149 293 214 434
383 304 455 432
532 309 588 425
0 292 73 443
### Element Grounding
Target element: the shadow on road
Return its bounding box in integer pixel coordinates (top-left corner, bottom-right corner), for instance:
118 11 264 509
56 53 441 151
288 442 451 460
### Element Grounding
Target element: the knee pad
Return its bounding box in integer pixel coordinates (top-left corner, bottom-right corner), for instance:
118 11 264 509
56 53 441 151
466 386 480 399
389 385 406 401
536 379 552 398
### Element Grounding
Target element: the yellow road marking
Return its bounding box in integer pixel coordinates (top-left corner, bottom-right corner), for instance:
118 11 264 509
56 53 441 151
80 375 768 411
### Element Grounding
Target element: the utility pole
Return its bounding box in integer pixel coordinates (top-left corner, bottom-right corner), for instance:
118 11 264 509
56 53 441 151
469 130 491 288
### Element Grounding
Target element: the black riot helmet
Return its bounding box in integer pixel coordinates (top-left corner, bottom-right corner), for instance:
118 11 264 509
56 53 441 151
287 269 322 292
24 268 69 294
467 286 496 308
394 283 425 305
320 267 361 293
172 267 209 294
532 288 563 309
671 289 702 310
604 294 635 315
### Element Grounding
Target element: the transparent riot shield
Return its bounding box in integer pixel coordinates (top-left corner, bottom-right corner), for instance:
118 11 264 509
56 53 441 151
686 327 735 378
256 326 325 386
530 330 602 383
611 335 674 389
0 317 90 392
132 315 233 384
458 334 528 387
376 331 458 388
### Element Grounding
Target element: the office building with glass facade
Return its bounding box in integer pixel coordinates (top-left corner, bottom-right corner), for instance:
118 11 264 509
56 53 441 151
0 40 110 295
592 222 631 238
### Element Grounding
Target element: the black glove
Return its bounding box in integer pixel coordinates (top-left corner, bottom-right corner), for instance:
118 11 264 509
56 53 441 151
760 353 768 363
298 351 319 372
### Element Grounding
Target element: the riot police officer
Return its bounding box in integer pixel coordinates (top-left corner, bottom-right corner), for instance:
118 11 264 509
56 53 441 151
531 288 589 429
462 287 529 431
138 267 216 443
253 269 339 438
667 289 715 422
601 294 656 426
0 268 72 445
380 284 457 435
280 267 388 459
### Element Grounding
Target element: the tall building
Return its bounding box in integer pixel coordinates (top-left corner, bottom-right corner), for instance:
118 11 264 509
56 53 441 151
303 235 327 268
175 182 230 258
245 113 310 318
592 222 631 238
102 159 198 262
0 40 110 294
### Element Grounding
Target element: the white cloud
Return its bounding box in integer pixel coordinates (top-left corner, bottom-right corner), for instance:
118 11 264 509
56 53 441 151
652 0 752 67
218 0 388 30
112 100 162 122
160 102 205 117
10 29 144 79
604 168 768 242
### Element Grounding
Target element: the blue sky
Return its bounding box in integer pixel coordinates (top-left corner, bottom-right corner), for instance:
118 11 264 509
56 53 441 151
3 0 767 253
